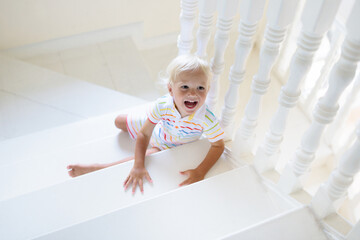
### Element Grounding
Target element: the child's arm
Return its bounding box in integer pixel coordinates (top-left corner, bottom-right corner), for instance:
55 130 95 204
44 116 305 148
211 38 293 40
179 139 225 186
123 119 156 194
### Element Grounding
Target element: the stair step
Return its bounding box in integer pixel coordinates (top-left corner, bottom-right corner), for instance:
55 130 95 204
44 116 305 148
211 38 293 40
20 37 164 101
0 131 134 201
0 103 155 200
0 139 234 240
0 90 83 139
0 54 146 140
0 103 148 166
222 206 329 240
31 166 294 240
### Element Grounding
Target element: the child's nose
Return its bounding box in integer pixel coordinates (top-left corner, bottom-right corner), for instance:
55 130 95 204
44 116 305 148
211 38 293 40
189 88 196 95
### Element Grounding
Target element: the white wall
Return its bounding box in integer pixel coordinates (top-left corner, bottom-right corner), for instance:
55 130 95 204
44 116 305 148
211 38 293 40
0 0 180 50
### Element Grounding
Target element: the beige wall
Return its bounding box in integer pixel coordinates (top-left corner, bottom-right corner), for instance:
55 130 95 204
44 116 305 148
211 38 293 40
0 0 180 50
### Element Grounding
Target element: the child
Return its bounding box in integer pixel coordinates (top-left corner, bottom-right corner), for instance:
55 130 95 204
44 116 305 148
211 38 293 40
67 54 225 194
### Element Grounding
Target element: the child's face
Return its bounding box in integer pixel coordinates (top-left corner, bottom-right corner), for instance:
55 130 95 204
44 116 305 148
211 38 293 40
168 70 209 118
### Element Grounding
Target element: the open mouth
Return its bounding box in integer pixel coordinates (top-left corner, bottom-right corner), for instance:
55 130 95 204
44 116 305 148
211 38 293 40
184 100 198 109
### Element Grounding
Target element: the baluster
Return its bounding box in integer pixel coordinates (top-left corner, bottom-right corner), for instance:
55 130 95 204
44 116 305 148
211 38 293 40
324 71 360 151
196 0 217 58
219 0 266 138
310 123 360 219
303 28 343 116
347 220 360 240
254 0 341 173
278 0 360 194
178 0 198 56
206 0 241 111
231 0 300 159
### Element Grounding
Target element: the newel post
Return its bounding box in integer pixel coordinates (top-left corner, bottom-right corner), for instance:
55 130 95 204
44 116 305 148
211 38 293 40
219 0 266 139
178 0 198 55
254 0 341 173
278 0 360 194
206 0 241 111
311 124 360 219
232 0 300 159
196 0 218 58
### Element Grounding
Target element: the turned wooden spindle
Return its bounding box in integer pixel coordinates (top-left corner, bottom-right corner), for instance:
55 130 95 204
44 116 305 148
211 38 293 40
178 0 198 55
219 0 266 140
278 0 360 194
254 0 342 173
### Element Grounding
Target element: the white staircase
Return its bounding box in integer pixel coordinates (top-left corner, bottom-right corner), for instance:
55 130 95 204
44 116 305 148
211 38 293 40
223 206 329 240
0 137 234 240
29 166 297 240
2 0 360 239
0 53 146 140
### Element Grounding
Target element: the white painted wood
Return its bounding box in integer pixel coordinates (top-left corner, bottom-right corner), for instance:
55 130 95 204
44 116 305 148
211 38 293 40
278 0 360 194
33 166 296 240
254 0 342 174
302 27 344 117
178 0 198 55
0 104 145 166
325 70 360 150
196 0 217 58
311 125 360 219
206 0 241 111
233 0 300 158
219 0 266 136
0 139 234 240
347 220 360 240
0 133 133 201
0 90 83 139
0 55 145 118
222 206 328 240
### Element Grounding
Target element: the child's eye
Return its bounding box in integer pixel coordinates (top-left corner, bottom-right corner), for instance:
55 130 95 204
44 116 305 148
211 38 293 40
197 86 205 90
181 85 189 89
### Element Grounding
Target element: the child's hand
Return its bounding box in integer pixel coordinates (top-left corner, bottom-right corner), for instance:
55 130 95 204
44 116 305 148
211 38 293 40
179 169 205 186
124 167 152 194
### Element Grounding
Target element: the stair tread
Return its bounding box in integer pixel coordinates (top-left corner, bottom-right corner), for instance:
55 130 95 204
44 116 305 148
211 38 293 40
223 206 329 240
35 166 296 240
0 90 83 139
4 165 296 240
0 131 134 201
0 103 149 166
0 54 146 140
0 139 235 240
0 104 156 201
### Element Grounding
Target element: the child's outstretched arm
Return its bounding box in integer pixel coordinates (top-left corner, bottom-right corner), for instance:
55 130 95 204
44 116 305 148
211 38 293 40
179 139 225 186
123 119 156 194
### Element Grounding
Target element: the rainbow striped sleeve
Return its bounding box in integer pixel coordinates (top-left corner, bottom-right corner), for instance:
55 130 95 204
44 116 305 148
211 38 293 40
147 96 165 124
203 108 224 142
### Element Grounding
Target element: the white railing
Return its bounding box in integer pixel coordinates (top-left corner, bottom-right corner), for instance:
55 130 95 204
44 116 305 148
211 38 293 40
254 0 342 173
220 0 266 139
278 0 360 194
311 123 360 219
206 0 241 111
178 0 360 237
233 0 300 157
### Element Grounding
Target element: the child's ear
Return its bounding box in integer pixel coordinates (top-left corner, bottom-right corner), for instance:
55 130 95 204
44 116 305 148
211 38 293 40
168 83 173 96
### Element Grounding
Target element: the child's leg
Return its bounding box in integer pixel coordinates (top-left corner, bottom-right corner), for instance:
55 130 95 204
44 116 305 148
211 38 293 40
114 114 128 132
67 147 160 177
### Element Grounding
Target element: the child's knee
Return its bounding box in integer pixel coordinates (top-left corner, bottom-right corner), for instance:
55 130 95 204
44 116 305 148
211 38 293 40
115 114 127 131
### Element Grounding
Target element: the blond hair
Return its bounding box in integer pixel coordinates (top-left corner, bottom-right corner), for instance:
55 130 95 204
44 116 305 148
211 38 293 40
163 54 212 86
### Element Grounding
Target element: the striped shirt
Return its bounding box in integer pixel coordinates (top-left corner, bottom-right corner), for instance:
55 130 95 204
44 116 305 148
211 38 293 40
146 94 224 150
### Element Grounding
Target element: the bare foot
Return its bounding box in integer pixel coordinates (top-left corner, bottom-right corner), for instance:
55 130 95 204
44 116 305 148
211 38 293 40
67 164 105 177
